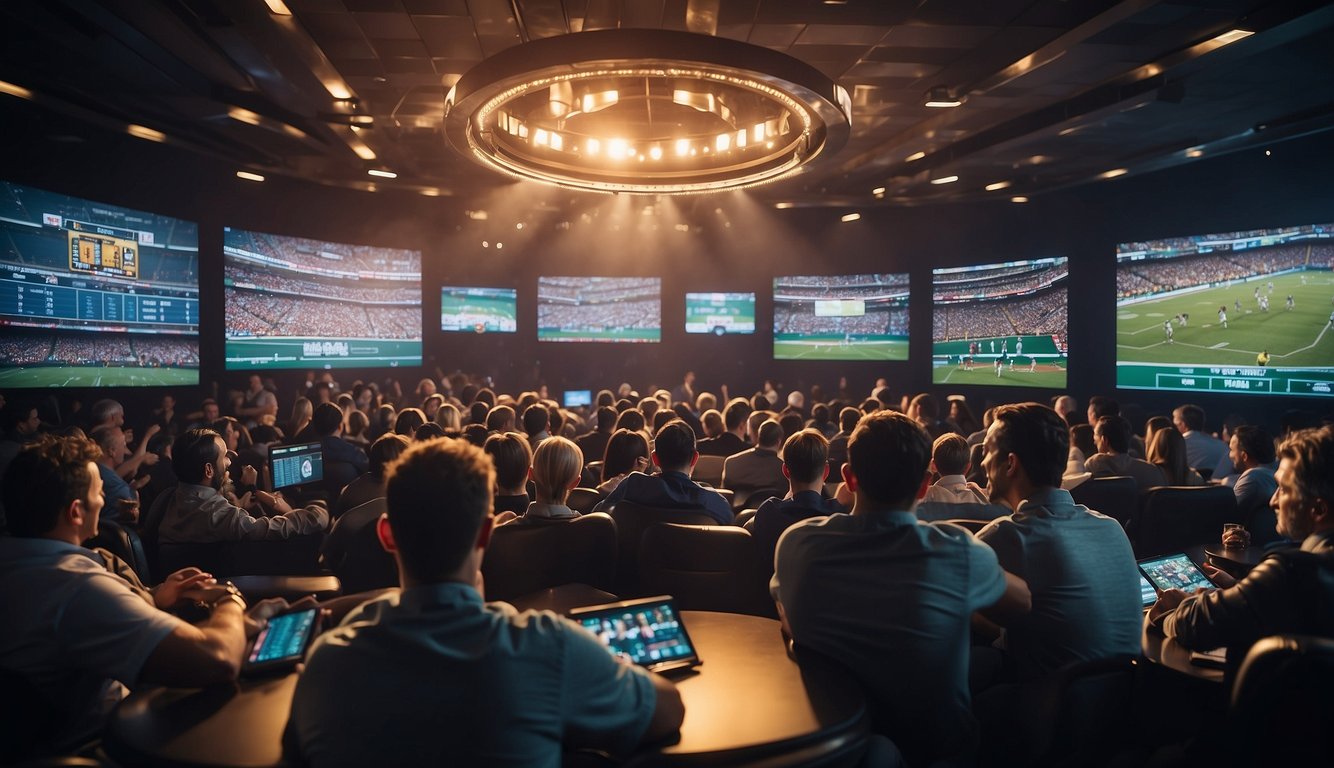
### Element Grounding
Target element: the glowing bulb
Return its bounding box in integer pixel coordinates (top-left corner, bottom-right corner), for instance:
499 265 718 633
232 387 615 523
716 134 730 151
649 145 663 160
608 138 627 159
586 138 600 156
675 139 690 157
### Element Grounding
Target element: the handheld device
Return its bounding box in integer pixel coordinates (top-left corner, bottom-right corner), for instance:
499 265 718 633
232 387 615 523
1138 553 1217 594
568 596 701 674
242 607 321 675
269 441 324 490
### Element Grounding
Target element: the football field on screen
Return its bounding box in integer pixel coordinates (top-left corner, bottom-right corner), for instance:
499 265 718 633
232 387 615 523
1116 272 1334 368
773 334 909 361
0 366 199 387
441 293 516 326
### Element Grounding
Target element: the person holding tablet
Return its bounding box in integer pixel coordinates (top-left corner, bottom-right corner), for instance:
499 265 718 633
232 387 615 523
290 437 683 766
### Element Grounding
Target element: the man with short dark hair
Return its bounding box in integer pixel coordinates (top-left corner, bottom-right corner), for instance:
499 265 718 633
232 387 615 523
310 401 369 480
1230 424 1279 543
159 428 328 543
697 398 751 457
1150 426 1334 664
1173 403 1227 472
978 404 1141 680
484 404 516 434
577 406 617 464
521 403 551 450
0 435 269 757
290 438 684 766
750 429 844 565
827 406 860 471
1085 415 1166 489
593 420 732 524
721 419 786 498
773 411 1029 766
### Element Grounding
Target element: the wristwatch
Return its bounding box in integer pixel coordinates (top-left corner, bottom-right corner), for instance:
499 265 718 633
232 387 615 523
207 581 247 612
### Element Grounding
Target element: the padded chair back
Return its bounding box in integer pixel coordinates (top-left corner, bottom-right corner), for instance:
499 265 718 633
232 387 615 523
936 519 988 535
1229 635 1334 766
1132 485 1239 557
84 518 152 585
579 460 605 489
482 512 617 602
608 501 717 596
567 487 603 515
1069 475 1138 526
321 498 397 593
1039 655 1136 766
157 534 326 578
915 500 1009 524
638 523 776 618
322 460 362 501
730 486 786 512
692 454 725 487
0 669 67 763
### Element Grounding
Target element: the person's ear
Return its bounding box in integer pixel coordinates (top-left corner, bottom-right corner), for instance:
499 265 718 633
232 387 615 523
528 466 535 481
65 497 86 529
916 471 931 501
651 451 662 468
567 473 580 491
1311 496 1331 525
376 514 397 554
475 513 495 550
822 463 830 481
841 462 858 493
782 464 792 480
689 450 698 468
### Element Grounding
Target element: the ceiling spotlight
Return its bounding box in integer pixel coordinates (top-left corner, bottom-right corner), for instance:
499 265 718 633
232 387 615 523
1100 168 1128 179
840 212 861 223
984 181 1011 191
367 169 397 179
905 151 926 162
872 186 886 196
445 29 852 194
774 202 796 209
924 86 963 108
1011 196 1029 203
930 175 959 185
0 79 34 100
1185 147 1204 158
263 0 293 15
236 171 265 182
1210 28 1254 47
127 124 167 143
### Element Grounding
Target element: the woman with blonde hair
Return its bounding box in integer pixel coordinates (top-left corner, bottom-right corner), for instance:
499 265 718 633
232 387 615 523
433 401 462 431
1146 427 1204 486
515 436 585 524
287 397 312 440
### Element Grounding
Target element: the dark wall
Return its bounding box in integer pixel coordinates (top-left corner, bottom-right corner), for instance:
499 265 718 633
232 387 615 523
3 105 1332 432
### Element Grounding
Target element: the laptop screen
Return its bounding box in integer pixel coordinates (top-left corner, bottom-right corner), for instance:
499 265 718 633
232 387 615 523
269 441 324 490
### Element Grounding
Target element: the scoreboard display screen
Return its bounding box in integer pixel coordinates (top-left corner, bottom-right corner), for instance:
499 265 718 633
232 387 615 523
0 180 200 388
685 292 755 335
1115 223 1334 398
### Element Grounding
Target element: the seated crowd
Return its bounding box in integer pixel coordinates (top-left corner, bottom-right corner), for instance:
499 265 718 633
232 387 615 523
0 374 1331 766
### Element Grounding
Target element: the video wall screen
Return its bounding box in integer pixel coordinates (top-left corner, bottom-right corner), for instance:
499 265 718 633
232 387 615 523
772 274 909 361
1116 224 1334 397
0 181 200 387
685 292 755 335
441 286 517 333
931 257 1068 388
224 228 422 370
537 276 661 343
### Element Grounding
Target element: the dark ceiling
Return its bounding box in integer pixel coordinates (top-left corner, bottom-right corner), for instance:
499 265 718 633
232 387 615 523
2 0 1332 206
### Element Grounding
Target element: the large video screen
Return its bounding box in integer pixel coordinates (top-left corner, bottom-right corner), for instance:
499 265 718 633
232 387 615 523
685 292 755 335
0 181 199 388
1116 224 1334 397
537 277 660 343
932 257 1068 388
441 286 516 333
224 228 421 370
773 274 909 360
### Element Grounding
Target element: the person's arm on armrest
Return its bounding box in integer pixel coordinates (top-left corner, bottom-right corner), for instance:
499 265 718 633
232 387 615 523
138 597 247 687
640 673 684 744
977 572 1031 626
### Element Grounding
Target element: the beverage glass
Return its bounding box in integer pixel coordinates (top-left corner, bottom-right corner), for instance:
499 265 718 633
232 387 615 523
1222 523 1250 549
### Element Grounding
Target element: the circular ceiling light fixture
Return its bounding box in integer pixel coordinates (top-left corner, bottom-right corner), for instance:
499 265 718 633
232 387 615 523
445 29 852 195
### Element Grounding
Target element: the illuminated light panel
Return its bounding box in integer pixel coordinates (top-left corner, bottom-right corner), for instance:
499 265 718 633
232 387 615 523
1011 196 1029 203
236 171 265 182
444 29 851 194
985 181 1011 191
0 79 34 100
930 175 959 185
1211 28 1254 46
774 202 795 209
840 212 861 222
1100 168 1128 179
906 151 926 162
323 80 353 100
1185 147 1204 158
872 186 886 196
228 107 262 126
368 169 397 179
264 0 293 14
127 124 167 143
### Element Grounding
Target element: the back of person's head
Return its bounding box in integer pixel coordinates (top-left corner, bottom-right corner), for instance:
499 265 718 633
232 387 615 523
2 401 38 433
312 402 343 437
1144 415 1173 444
750 393 769 412
415 422 446 442
462 423 489 447
475 388 496 408
595 405 617 432
756 419 784 449
847 411 930 508
787 391 805 410
779 412 804 439
810 402 829 425
521 403 549 436
1088 395 1120 420
1174 403 1206 432
459 383 480 405
613 408 645 434
747 410 770 442
910 393 939 420
696 392 717 413
860 398 879 415
638 397 660 422
1095 415 1132 454
89 398 123 426
531 436 583 503
931 433 971 476
2 434 102 537
394 407 427 436
992 403 1069 488
88 424 121 457
1069 424 1096 458
602 428 650 480
1234 424 1276 466
173 428 223 485
346 410 369 439
782 429 829 485
652 409 675 434
547 405 565 436
485 404 515 433
483 432 532 494
434 403 461 430
384 438 495 584
723 398 752 432
839 406 861 433
369 433 412 478
701 409 723 437
1146 428 1191 482
653 419 696 471
1276 426 1334 505
614 398 634 413
595 389 615 408
337 392 355 411
468 401 489 426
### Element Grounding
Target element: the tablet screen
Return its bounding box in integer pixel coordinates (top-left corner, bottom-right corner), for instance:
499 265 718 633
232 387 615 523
247 608 318 665
1138 554 1214 593
570 597 699 672
1139 575 1158 607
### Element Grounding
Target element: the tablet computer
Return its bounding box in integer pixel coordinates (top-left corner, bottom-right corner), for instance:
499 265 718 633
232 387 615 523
568 596 701 674
1139 574 1158 608
242 607 321 675
1138 553 1216 594
269 441 324 490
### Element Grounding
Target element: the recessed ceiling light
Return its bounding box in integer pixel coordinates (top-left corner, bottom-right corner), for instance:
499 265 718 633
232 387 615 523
985 181 1011 191
872 186 886 196
445 29 852 194
840 212 861 222
1011 196 1029 203
774 202 795 209
263 0 293 15
905 151 926 162
127 124 166 143
930 175 959 185
0 79 34 100
1100 168 1128 179
367 169 397 179
236 171 265 182
1210 28 1254 46
924 86 963 108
